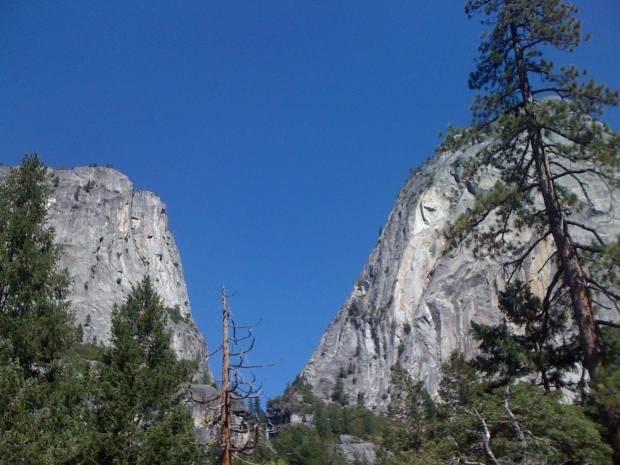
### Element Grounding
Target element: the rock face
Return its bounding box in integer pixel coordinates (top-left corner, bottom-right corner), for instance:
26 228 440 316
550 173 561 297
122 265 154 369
301 141 620 411
182 385 251 443
44 166 212 382
333 435 377 465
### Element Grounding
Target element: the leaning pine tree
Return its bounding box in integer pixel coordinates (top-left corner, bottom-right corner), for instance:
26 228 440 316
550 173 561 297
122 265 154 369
444 0 620 461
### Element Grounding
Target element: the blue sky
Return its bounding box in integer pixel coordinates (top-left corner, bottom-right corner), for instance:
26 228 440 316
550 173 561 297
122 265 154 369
1 1 619 401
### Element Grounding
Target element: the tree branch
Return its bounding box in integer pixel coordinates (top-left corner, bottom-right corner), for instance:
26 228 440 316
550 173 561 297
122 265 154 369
565 221 605 246
596 320 620 329
465 408 500 465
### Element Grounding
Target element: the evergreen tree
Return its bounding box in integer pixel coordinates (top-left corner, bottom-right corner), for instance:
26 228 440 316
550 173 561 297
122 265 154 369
444 0 620 374
0 153 73 376
0 154 94 464
91 276 205 464
381 362 436 464
414 353 612 465
268 424 348 465
443 1 620 459
472 280 581 392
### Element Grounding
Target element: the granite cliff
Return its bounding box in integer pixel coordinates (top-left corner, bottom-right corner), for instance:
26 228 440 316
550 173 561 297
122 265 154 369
44 166 212 382
301 140 620 411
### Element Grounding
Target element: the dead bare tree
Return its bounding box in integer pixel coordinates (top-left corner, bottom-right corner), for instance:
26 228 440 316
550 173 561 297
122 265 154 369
192 288 277 465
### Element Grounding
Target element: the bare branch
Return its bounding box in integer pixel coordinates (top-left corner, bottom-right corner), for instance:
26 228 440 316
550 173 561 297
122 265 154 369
587 279 620 302
231 319 263 330
565 221 606 246
465 408 501 465
542 268 564 312
208 345 223 357
537 250 558 276
596 320 620 329
503 387 528 460
506 231 552 279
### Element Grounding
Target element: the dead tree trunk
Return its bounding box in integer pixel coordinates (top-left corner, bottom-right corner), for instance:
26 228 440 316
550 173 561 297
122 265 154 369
221 288 233 465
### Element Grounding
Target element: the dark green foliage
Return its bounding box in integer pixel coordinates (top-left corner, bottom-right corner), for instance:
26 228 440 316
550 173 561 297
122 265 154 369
66 341 105 362
589 235 620 288
472 280 581 392
136 406 206 465
435 379 611 464
381 362 436 459
0 155 94 463
0 353 97 464
91 276 205 464
591 328 620 415
374 351 612 464
332 378 348 405
590 327 620 461
263 379 384 464
382 353 611 465
75 322 85 342
0 153 74 376
269 378 383 442
269 425 345 465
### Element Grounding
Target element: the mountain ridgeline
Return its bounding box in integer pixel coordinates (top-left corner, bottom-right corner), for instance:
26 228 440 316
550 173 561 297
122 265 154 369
301 136 620 411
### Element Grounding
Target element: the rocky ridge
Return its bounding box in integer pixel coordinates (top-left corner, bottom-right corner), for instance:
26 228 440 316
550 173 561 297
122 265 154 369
301 141 620 411
43 166 212 382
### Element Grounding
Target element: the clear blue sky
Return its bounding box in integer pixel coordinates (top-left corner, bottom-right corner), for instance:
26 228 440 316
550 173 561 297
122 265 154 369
1 1 619 401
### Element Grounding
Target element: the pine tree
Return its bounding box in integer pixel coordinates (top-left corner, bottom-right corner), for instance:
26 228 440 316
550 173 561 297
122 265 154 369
446 0 619 377
381 362 436 463
0 153 73 376
471 280 581 392
92 276 205 464
415 353 612 464
443 2 620 459
0 154 94 464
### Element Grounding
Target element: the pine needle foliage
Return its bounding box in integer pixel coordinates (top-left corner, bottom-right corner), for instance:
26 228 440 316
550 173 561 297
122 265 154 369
472 280 581 393
92 276 205 464
0 154 96 464
0 153 73 377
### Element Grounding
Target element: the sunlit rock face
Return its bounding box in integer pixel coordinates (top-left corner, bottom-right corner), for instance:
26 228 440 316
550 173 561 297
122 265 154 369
301 141 620 411
45 166 212 383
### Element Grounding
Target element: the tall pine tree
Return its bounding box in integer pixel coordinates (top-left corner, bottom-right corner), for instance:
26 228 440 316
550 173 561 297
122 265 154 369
444 2 620 460
91 276 205 464
0 153 73 376
0 154 95 464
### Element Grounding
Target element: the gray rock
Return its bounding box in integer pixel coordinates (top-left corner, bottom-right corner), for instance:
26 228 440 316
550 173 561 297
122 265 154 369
45 166 212 382
333 435 376 464
182 384 253 444
302 141 620 411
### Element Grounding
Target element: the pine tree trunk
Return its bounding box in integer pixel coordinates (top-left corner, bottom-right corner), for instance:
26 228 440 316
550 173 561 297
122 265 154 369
509 22 617 462
509 22 605 378
532 135 605 375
